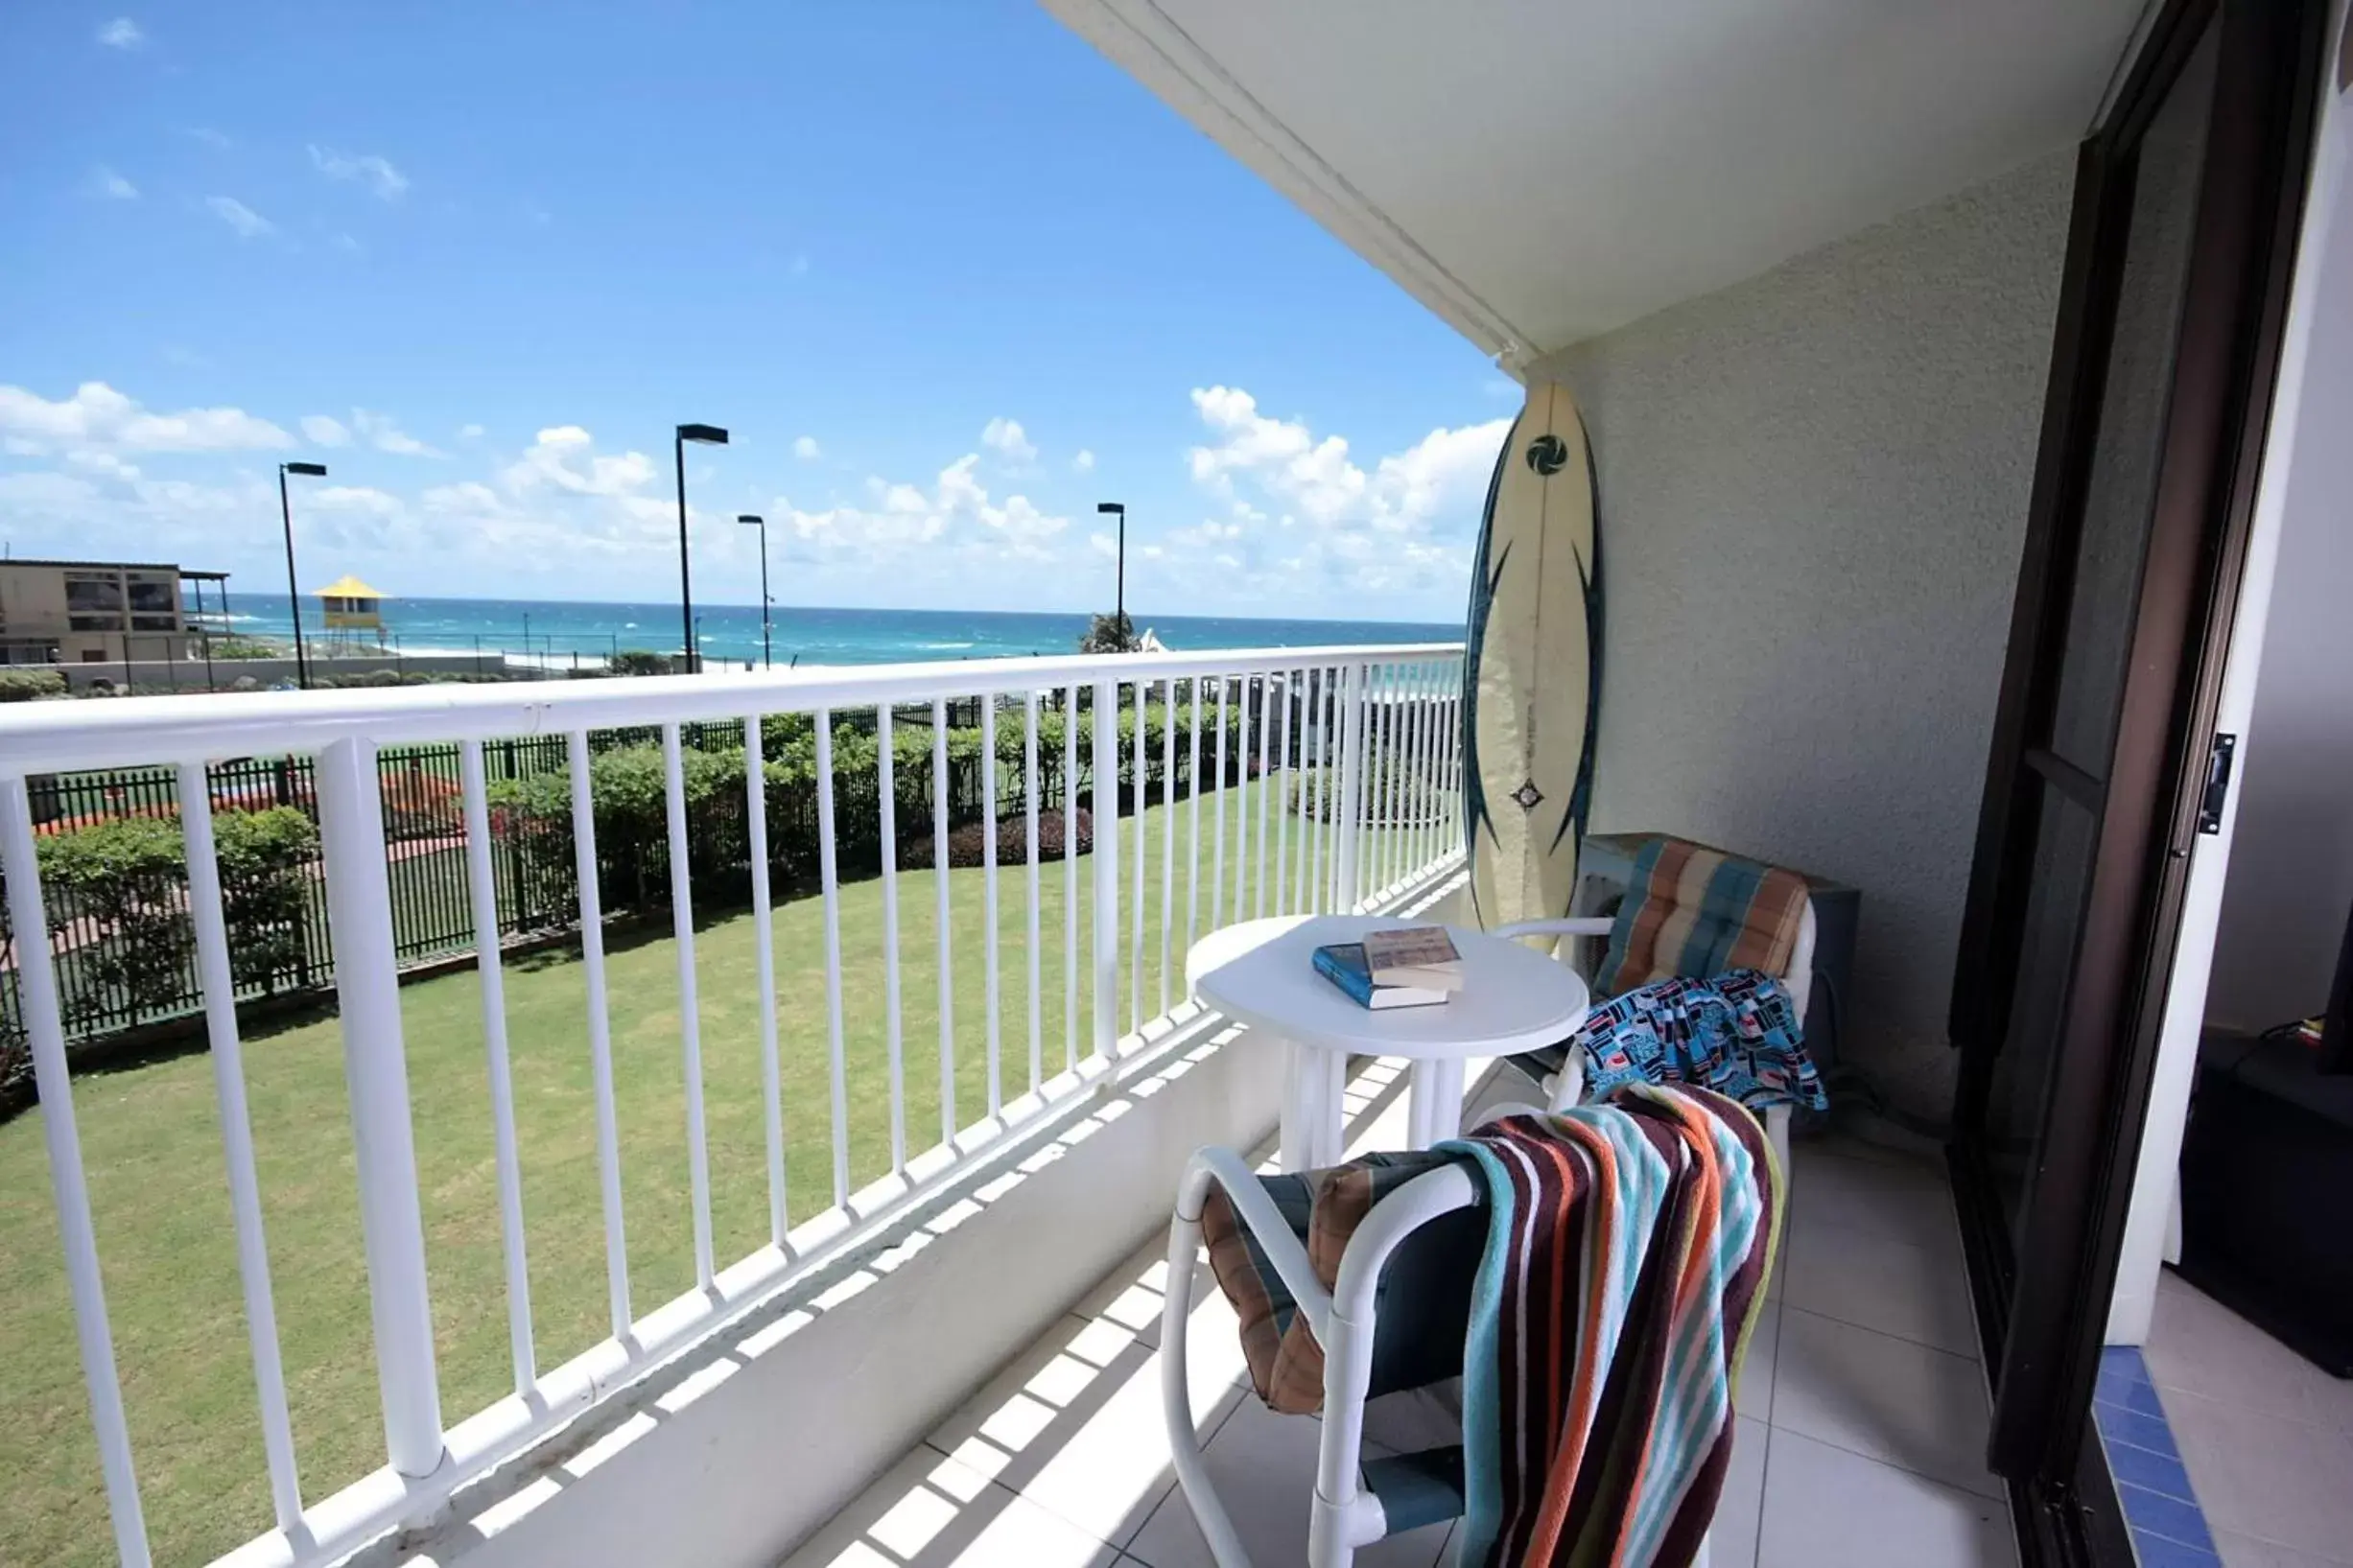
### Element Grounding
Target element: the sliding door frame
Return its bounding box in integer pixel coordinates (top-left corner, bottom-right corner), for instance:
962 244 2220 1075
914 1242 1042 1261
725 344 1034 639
1946 0 2328 1558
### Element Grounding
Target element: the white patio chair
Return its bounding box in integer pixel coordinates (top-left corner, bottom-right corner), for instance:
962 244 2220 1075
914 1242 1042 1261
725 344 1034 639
1490 848 1817 1184
1161 1145 1716 1568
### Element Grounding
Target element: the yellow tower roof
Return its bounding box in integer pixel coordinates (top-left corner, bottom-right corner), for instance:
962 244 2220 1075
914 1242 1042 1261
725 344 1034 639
310 574 386 599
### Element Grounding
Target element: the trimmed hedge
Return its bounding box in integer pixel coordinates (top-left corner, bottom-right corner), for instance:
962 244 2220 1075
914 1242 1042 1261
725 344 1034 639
29 807 319 1033
0 668 66 703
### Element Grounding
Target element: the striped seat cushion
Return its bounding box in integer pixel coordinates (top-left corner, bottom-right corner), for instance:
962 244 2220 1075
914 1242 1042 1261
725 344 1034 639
1598 837 1810 996
1200 1151 1484 1416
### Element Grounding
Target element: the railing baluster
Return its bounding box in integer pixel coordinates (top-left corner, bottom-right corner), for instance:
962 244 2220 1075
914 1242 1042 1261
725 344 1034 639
1274 670 1294 913
982 696 1003 1118
815 710 852 1203
1432 662 1450 873
1129 678 1145 1034
1373 665 1397 895
1158 680 1176 1018
932 698 955 1142
569 730 631 1336
1063 684 1080 1073
1424 664 1445 874
0 778 153 1568
1402 662 1421 885
180 763 304 1526
1401 663 1426 880
877 706 906 1176
1024 690 1044 1091
459 741 535 1392
1092 674 1120 1059
1212 678 1230 928
315 737 446 1478
1186 675 1203 954
1306 668 1328 911
660 724 716 1289
1440 658 1458 865
1232 675 1252 923
1256 674 1276 917
1335 662 1365 910
1324 665 1342 907
742 717 789 1245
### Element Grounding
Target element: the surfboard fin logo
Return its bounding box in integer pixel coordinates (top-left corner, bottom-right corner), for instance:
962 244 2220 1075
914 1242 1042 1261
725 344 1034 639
1524 433 1569 475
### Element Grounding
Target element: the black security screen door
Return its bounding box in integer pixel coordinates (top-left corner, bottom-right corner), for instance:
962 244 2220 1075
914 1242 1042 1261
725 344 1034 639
1947 0 2324 1560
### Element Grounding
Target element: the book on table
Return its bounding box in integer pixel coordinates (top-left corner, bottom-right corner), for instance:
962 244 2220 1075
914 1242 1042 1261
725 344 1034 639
1357 926 1464 992
1312 942 1451 1011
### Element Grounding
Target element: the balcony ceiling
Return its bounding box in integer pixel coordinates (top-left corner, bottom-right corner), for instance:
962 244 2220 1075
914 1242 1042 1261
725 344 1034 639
1047 0 2150 360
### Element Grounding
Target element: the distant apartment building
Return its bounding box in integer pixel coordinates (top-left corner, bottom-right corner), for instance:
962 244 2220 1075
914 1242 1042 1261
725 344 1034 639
0 557 200 666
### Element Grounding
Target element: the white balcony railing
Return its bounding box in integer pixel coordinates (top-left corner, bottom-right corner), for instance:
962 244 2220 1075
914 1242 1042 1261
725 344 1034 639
0 641 1467 1568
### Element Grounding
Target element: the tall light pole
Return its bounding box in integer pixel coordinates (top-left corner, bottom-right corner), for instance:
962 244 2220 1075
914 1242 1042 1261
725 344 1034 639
674 422 730 672
279 460 327 690
738 514 771 668
1096 502 1126 647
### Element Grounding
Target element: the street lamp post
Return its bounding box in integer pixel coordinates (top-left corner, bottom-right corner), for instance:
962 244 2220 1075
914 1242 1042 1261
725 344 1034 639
674 422 731 672
1096 502 1127 648
279 460 328 689
738 514 771 668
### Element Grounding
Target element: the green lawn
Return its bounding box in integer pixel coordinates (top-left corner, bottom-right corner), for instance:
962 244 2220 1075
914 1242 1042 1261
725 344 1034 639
0 774 1424 1568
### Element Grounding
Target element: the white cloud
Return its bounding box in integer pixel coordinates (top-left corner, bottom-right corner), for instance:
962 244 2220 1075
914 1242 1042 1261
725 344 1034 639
1177 385 1505 604
505 425 661 508
1186 385 1505 535
182 127 231 151
352 409 442 457
90 167 138 200
309 145 410 201
459 423 484 440
310 484 403 518
777 451 1070 568
205 196 273 239
296 410 440 456
792 434 822 460
1071 448 1095 473
0 381 292 454
97 17 143 48
64 449 142 481
980 416 1037 463
331 231 363 254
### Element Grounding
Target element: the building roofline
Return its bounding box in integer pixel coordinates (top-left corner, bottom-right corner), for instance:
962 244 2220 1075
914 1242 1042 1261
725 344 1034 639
0 557 194 573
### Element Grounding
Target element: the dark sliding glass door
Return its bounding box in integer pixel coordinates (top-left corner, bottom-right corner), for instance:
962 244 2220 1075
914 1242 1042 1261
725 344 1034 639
1948 0 2324 1561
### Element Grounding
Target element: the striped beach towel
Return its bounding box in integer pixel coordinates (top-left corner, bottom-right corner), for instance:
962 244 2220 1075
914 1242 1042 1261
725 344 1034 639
1198 1089 1778 1566
1447 1089 1778 1567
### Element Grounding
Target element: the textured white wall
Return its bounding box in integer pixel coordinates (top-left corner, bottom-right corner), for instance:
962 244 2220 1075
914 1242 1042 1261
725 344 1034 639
1533 150 2076 1117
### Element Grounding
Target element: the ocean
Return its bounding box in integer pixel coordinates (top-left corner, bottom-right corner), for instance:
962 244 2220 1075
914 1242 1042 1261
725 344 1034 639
203 594 1464 669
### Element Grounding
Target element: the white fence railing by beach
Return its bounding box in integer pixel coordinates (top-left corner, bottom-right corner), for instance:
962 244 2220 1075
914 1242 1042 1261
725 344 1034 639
0 642 1468 1568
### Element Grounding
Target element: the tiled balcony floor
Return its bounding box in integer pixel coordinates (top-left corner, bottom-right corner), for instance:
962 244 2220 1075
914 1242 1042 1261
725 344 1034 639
2126 1270 2353 1566
783 1059 2016 1568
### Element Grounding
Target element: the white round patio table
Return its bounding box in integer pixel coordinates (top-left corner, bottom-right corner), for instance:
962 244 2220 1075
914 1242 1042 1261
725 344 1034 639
1188 913 1590 1171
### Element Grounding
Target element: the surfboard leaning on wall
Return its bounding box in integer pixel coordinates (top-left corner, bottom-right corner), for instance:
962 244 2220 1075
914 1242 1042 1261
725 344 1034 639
1462 378 1602 931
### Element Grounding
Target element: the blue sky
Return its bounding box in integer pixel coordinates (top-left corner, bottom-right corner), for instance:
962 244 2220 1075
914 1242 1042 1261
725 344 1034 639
0 4 1513 621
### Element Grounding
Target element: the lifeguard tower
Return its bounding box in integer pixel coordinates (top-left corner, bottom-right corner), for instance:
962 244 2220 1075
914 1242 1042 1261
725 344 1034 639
311 574 388 652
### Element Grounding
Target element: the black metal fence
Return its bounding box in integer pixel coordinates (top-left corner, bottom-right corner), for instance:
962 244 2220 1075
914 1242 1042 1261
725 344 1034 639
1 687 1284 1058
